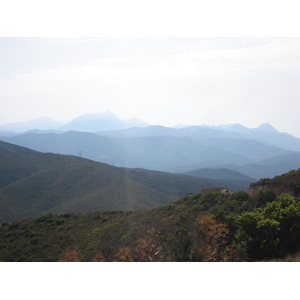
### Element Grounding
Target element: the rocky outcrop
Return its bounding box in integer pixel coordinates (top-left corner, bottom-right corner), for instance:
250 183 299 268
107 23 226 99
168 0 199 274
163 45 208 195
248 169 300 197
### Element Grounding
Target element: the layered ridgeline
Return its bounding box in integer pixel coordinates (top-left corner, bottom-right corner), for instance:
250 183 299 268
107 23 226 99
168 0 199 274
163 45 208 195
1 168 300 262
0 141 233 223
184 168 256 192
0 112 149 133
1 115 300 180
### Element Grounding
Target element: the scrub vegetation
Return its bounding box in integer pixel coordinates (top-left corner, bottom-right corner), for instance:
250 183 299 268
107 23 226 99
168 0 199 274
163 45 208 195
1 173 300 261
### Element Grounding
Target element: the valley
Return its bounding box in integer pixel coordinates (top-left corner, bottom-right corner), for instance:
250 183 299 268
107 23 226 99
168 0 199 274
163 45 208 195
0 141 231 223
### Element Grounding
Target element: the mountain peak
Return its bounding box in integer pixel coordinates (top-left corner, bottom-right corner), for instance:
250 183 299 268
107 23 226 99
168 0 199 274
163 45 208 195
256 123 278 133
74 112 119 121
59 112 149 132
226 123 250 133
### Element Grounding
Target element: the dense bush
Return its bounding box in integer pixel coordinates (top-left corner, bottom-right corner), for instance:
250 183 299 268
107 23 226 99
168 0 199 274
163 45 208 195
236 194 300 260
1 187 300 262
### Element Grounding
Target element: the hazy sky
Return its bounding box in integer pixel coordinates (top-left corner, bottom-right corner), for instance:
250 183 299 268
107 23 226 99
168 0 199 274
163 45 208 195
1 37 300 137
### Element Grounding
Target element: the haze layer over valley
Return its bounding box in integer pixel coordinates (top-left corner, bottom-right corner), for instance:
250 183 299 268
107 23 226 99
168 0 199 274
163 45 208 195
1 112 300 183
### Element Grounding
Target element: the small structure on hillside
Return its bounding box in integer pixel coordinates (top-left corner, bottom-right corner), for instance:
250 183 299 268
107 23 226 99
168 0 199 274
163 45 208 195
201 187 234 195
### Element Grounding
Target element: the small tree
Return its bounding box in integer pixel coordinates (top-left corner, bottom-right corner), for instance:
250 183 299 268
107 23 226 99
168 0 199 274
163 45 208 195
92 252 106 262
195 214 235 262
133 229 163 262
58 250 81 262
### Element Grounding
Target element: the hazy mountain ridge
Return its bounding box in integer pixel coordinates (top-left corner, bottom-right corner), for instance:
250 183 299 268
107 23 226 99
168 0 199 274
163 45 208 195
184 168 256 182
199 152 300 180
0 142 232 223
1 114 300 181
1 127 297 176
0 112 149 133
58 112 149 132
0 117 64 132
183 168 256 191
97 122 300 152
1 131 282 172
2 113 300 151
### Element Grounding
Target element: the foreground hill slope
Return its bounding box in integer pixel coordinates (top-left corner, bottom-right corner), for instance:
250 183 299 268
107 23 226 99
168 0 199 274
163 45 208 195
2 170 300 262
0 148 226 222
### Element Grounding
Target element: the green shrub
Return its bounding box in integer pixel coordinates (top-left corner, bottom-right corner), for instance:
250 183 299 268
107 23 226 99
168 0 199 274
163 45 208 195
61 213 72 219
42 243 49 249
25 230 39 238
4 230 22 239
0 243 7 249
57 226 65 231
35 214 53 223
230 191 250 202
65 225 74 231
236 193 300 260
30 237 38 245
54 218 65 225
174 204 186 211
8 223 19 231
256 190 277 206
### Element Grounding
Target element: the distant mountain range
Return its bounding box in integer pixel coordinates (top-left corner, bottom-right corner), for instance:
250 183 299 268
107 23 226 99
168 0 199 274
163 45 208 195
0 117 64 133
1 112 300 182
0 112 149 134
0 130 292 173
59 112 149 132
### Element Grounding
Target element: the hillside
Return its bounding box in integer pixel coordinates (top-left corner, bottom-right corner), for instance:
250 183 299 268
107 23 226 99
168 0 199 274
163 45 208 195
1 177 300 262
0 140 37 153
208 153 300 180
184 168 255 181
249 168 300 197
183 168 256 191
0 148 227 223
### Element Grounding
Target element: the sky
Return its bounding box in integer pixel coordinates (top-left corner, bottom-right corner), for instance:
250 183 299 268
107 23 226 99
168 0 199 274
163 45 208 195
1 3 300 137
1 37 300 137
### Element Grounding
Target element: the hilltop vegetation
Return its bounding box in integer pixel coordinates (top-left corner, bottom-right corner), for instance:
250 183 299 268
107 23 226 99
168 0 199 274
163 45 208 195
249 168 300 197
1 186 300 262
